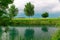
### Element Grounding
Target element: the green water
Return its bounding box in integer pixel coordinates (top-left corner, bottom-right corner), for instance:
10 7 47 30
0 27 59 40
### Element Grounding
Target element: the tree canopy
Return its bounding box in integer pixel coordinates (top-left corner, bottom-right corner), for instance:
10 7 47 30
41 12 49 18
24 2 34 17
0 0 18 26
0 0 14 8
8 5 18 19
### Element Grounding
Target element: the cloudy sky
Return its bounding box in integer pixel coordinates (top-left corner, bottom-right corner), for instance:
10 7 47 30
13 0 60 18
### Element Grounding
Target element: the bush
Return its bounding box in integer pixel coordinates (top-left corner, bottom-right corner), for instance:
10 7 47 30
41 12 49 18
51 30 60 40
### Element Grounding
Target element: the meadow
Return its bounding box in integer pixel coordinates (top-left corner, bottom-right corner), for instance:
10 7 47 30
10 18 60 26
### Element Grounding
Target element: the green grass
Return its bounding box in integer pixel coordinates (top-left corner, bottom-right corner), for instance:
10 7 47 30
10 18 60 26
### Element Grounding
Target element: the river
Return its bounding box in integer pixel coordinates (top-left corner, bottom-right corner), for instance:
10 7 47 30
1 27 60 40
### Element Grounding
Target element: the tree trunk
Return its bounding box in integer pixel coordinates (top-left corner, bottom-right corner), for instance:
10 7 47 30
29 16 31 29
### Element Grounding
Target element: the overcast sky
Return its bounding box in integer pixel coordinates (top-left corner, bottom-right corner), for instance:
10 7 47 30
13 0 60 18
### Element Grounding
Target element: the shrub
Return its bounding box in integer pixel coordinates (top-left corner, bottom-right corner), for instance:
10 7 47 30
51 30 60 40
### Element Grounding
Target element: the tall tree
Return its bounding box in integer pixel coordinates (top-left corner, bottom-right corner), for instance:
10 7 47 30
0 0 18 26
8 5 18 20
41 12 49 18
24 2 34 17
8 5 18 26
24 2 34 26
0 0 14 26
0 1 18 40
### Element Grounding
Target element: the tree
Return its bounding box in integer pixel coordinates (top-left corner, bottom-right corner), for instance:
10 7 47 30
8 5 18 20
0 16 10 26
0 0 14 17
0 0 14 8
9 28 18 40
0 0 14 26
51 30 60 40
41 12 49 18
0 3 18 40
24 2 34 17
24 29 34 40
0 0 18 26
8 5 18 26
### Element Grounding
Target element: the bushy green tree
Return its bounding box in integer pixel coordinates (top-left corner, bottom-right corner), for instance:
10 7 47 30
0 0 18 26
8 5 18 20
41 12 49 18
51 30 60 40
0 0 14 16
24 2 34 17
0 0 14 26
8 5 18 26
24 29 34 40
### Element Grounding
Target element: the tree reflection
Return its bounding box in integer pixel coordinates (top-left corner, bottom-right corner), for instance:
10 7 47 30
9 28 18 40
0 27 3 40
41 26 48 32
24 29 34 40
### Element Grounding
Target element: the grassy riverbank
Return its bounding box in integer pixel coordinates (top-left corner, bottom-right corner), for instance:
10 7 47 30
10 18 60 26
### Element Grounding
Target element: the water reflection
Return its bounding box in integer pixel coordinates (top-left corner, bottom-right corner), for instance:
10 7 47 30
0 27 59 40
41 26 48 32
24 29 34 40
0 27 3 40
9 28 18 40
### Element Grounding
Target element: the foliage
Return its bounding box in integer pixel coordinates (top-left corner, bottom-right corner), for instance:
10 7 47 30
0 0 14 26
24 29 34 40
0 0 14 16
0 0 14 8
24 2 34 17
51 30 60 40
41 12 49 18
0 16 10 26
9 18 59 26
0 0 18 26
8 5 18 19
